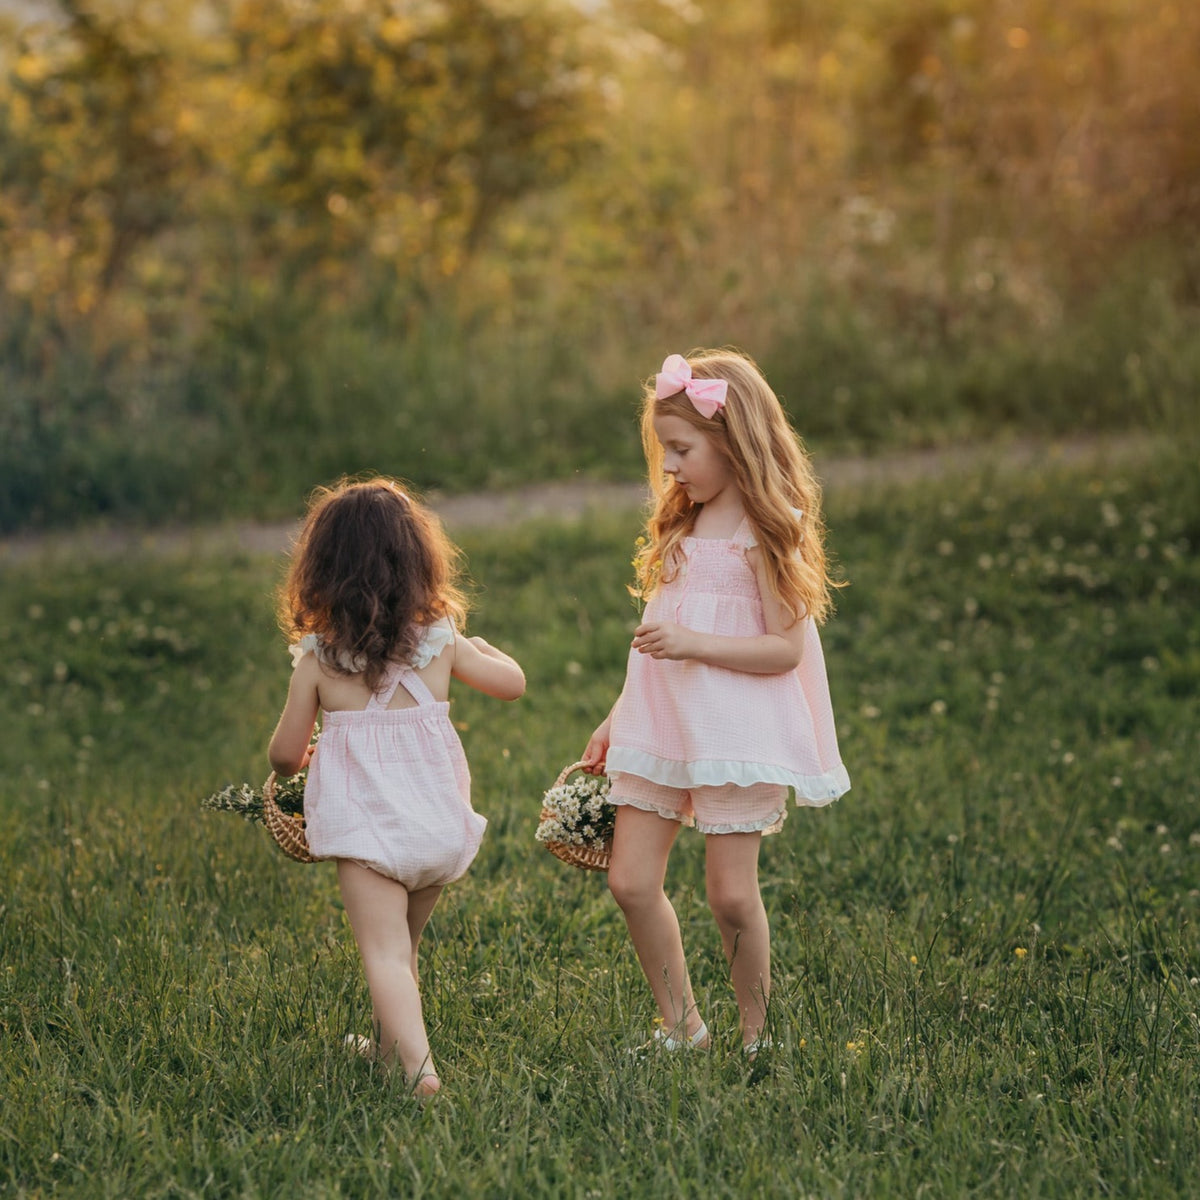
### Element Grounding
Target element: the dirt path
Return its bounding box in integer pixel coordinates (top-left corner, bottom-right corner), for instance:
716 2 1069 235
0 432 1164 567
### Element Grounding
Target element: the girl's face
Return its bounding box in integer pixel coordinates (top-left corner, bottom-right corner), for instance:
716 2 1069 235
653 413 735 507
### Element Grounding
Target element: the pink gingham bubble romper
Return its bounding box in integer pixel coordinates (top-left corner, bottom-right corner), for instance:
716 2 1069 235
606 517 850 812
300 627 486 890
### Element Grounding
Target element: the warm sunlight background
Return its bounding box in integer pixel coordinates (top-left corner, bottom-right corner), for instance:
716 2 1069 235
2 0 1197 529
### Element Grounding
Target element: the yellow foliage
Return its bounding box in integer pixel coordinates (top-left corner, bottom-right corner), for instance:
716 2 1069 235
1 0 1198 344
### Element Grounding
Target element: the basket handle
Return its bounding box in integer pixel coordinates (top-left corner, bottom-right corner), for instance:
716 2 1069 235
552 760 597 789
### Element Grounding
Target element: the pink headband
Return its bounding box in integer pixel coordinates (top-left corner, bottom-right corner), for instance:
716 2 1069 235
655 354 729 419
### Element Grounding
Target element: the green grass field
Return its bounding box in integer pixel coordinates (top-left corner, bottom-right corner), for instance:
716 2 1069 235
2 442 1198 1198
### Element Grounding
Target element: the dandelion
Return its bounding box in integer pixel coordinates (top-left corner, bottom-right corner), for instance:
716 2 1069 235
1014 947 1028 959
909 955 918 965
627 536 655 614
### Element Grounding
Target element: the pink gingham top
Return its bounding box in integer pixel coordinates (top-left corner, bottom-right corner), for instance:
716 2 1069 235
606 519 850 805
298 621 486 889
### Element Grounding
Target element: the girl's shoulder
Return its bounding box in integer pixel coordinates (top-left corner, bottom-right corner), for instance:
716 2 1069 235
288 632 329 668
741 507 804 551
287 616 456 672
411 615 456 668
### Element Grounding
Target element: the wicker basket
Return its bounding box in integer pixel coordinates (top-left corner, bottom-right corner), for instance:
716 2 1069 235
262 771 319 864
539 761 613 873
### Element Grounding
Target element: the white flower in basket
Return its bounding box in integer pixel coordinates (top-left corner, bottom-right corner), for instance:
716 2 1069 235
537 762 615 872
200 769 316 863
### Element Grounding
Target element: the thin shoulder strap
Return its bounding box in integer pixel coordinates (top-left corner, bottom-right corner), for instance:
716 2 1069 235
367 662 405 709
731 516 756 547
397 666 437 706
367 662 437 709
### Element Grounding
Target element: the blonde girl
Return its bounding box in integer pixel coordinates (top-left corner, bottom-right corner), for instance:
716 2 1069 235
582 350 849 1054
269 477 525 1095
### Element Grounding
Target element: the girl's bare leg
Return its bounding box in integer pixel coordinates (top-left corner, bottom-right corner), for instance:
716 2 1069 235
607 806 707 1043
704 832 770 1046
405 883 443 985
337 861 441 1094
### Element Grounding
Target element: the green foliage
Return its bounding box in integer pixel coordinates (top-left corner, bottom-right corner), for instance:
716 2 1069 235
2 0 1200 532
1 446 1198 1195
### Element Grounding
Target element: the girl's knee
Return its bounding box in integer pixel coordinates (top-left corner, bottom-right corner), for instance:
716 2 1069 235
707 884 764 930
608 865 663 914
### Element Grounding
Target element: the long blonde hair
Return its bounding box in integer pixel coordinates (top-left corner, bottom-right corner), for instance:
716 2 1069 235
635 348 839 624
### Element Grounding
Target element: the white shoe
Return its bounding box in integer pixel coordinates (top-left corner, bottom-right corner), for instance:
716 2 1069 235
344 1033 375 1059
652 1021 710 1051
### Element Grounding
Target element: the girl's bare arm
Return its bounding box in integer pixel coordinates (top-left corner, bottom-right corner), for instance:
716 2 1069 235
451 635 526 700
268 654 321 775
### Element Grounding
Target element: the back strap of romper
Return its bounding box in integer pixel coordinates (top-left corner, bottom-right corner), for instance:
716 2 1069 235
367 662 437 709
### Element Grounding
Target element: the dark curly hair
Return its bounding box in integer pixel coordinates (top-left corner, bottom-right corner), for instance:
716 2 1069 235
278 477 468 692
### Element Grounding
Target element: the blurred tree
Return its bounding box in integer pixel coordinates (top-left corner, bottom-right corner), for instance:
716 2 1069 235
222 0 605 299
0 0 606 325
0 0 208 325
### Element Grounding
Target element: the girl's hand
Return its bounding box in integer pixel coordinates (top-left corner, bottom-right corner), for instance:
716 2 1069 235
581 715 612 775
632 620 694 661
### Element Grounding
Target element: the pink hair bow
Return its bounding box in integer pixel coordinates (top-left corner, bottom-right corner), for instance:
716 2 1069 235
654 354 729 419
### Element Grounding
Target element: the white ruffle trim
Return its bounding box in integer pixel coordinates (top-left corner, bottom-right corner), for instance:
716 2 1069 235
410 618 455 668
606 747 849 806
288 617 455 671
610 793 696 826
697 806 787 835
288 633 322 667
607 793 789 836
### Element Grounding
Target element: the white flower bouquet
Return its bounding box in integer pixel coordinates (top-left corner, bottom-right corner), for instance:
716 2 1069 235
201 774 306 825
201 771 316 863
536 762 615 872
